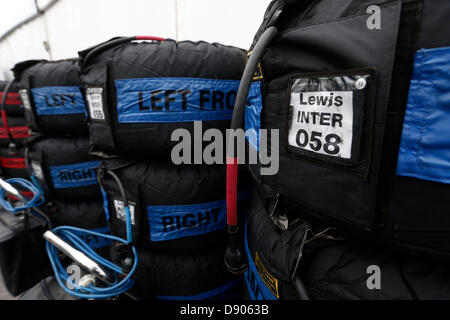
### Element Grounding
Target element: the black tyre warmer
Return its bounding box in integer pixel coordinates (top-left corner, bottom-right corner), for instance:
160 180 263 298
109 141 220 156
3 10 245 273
0 81 25 116
100 158 251 252
245 0 450 258
0 116 30 148
43 199 107 230
244 188 322 300
245 185 450 300
41 199 111 252
79 39 246 157
303 241 450 300
0 210 52 297
12 59 88 135
26 135 101 201
130 246 243 300
0 147 28 179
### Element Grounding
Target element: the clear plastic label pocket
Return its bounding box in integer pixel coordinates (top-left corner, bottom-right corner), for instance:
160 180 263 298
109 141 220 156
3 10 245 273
286 70 375 171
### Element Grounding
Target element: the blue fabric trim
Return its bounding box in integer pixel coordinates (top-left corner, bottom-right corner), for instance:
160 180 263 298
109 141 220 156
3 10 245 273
100 187 110 222
31 86 87 116
245 82 263 151
147 191 251 242
49 161 101 189
397 46 450 184
244 220 277 300
115 77 240 123
156 278 240 300
147 199 226 242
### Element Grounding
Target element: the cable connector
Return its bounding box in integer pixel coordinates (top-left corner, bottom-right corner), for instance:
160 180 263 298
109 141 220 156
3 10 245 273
224 225 247 275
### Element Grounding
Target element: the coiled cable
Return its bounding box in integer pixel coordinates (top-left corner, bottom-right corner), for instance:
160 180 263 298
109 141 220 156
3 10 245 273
0 177 44 212
46 169 138 299
46 226 138 299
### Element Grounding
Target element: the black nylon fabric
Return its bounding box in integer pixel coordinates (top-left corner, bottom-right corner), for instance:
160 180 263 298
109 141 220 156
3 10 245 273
42 199 107 230
0 147 28 179
304 241 450 300
415 0 450 49
245 186 344 300
249 0 450 258
13 59 88 135
79 39 246 157
245 188 308 299
376 0 450 258
100 158 250 252
11 60 45 80
0 116 29 147
253 0 402 229
0 210 52 297
0 81 25 116
26 135 101 201
132 246 239 299
41 199 110 259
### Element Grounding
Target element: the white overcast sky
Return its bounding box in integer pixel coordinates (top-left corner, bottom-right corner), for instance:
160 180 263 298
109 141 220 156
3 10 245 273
0 0 272 78
0 0 54 35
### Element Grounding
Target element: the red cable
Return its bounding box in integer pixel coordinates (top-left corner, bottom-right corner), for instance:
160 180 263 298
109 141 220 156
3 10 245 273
8 191 34 201
226 157 239 227
135 36 165 41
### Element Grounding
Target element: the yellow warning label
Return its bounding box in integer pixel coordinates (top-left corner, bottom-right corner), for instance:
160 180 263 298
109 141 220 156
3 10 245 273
246 51 264 81
255 251 279 298
252 62 264 81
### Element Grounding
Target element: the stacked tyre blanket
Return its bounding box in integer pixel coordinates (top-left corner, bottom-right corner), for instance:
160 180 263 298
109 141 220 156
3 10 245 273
0 80 29 180
78 38 249 299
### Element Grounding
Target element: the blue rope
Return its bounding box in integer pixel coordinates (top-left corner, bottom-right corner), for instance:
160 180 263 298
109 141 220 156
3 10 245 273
46 226 138 299
0 177 137 299
0 178 44 213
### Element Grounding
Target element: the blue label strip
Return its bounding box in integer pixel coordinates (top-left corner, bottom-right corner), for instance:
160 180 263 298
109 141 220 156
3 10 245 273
245 81 263 151
49 161 101 189
31 86 87 116
397 46 450 184
244 221 277 300
115 77 240 123
156 278 241 300
147 191 250 242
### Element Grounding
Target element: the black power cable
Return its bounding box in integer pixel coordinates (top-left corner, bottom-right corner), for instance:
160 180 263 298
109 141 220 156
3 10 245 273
224 26 279 275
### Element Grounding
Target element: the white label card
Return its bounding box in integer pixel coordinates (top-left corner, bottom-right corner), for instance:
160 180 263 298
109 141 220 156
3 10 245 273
114 199 136 225
86 88 105 120
31 161 44 180
288 91 354 159
18 89 32 111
